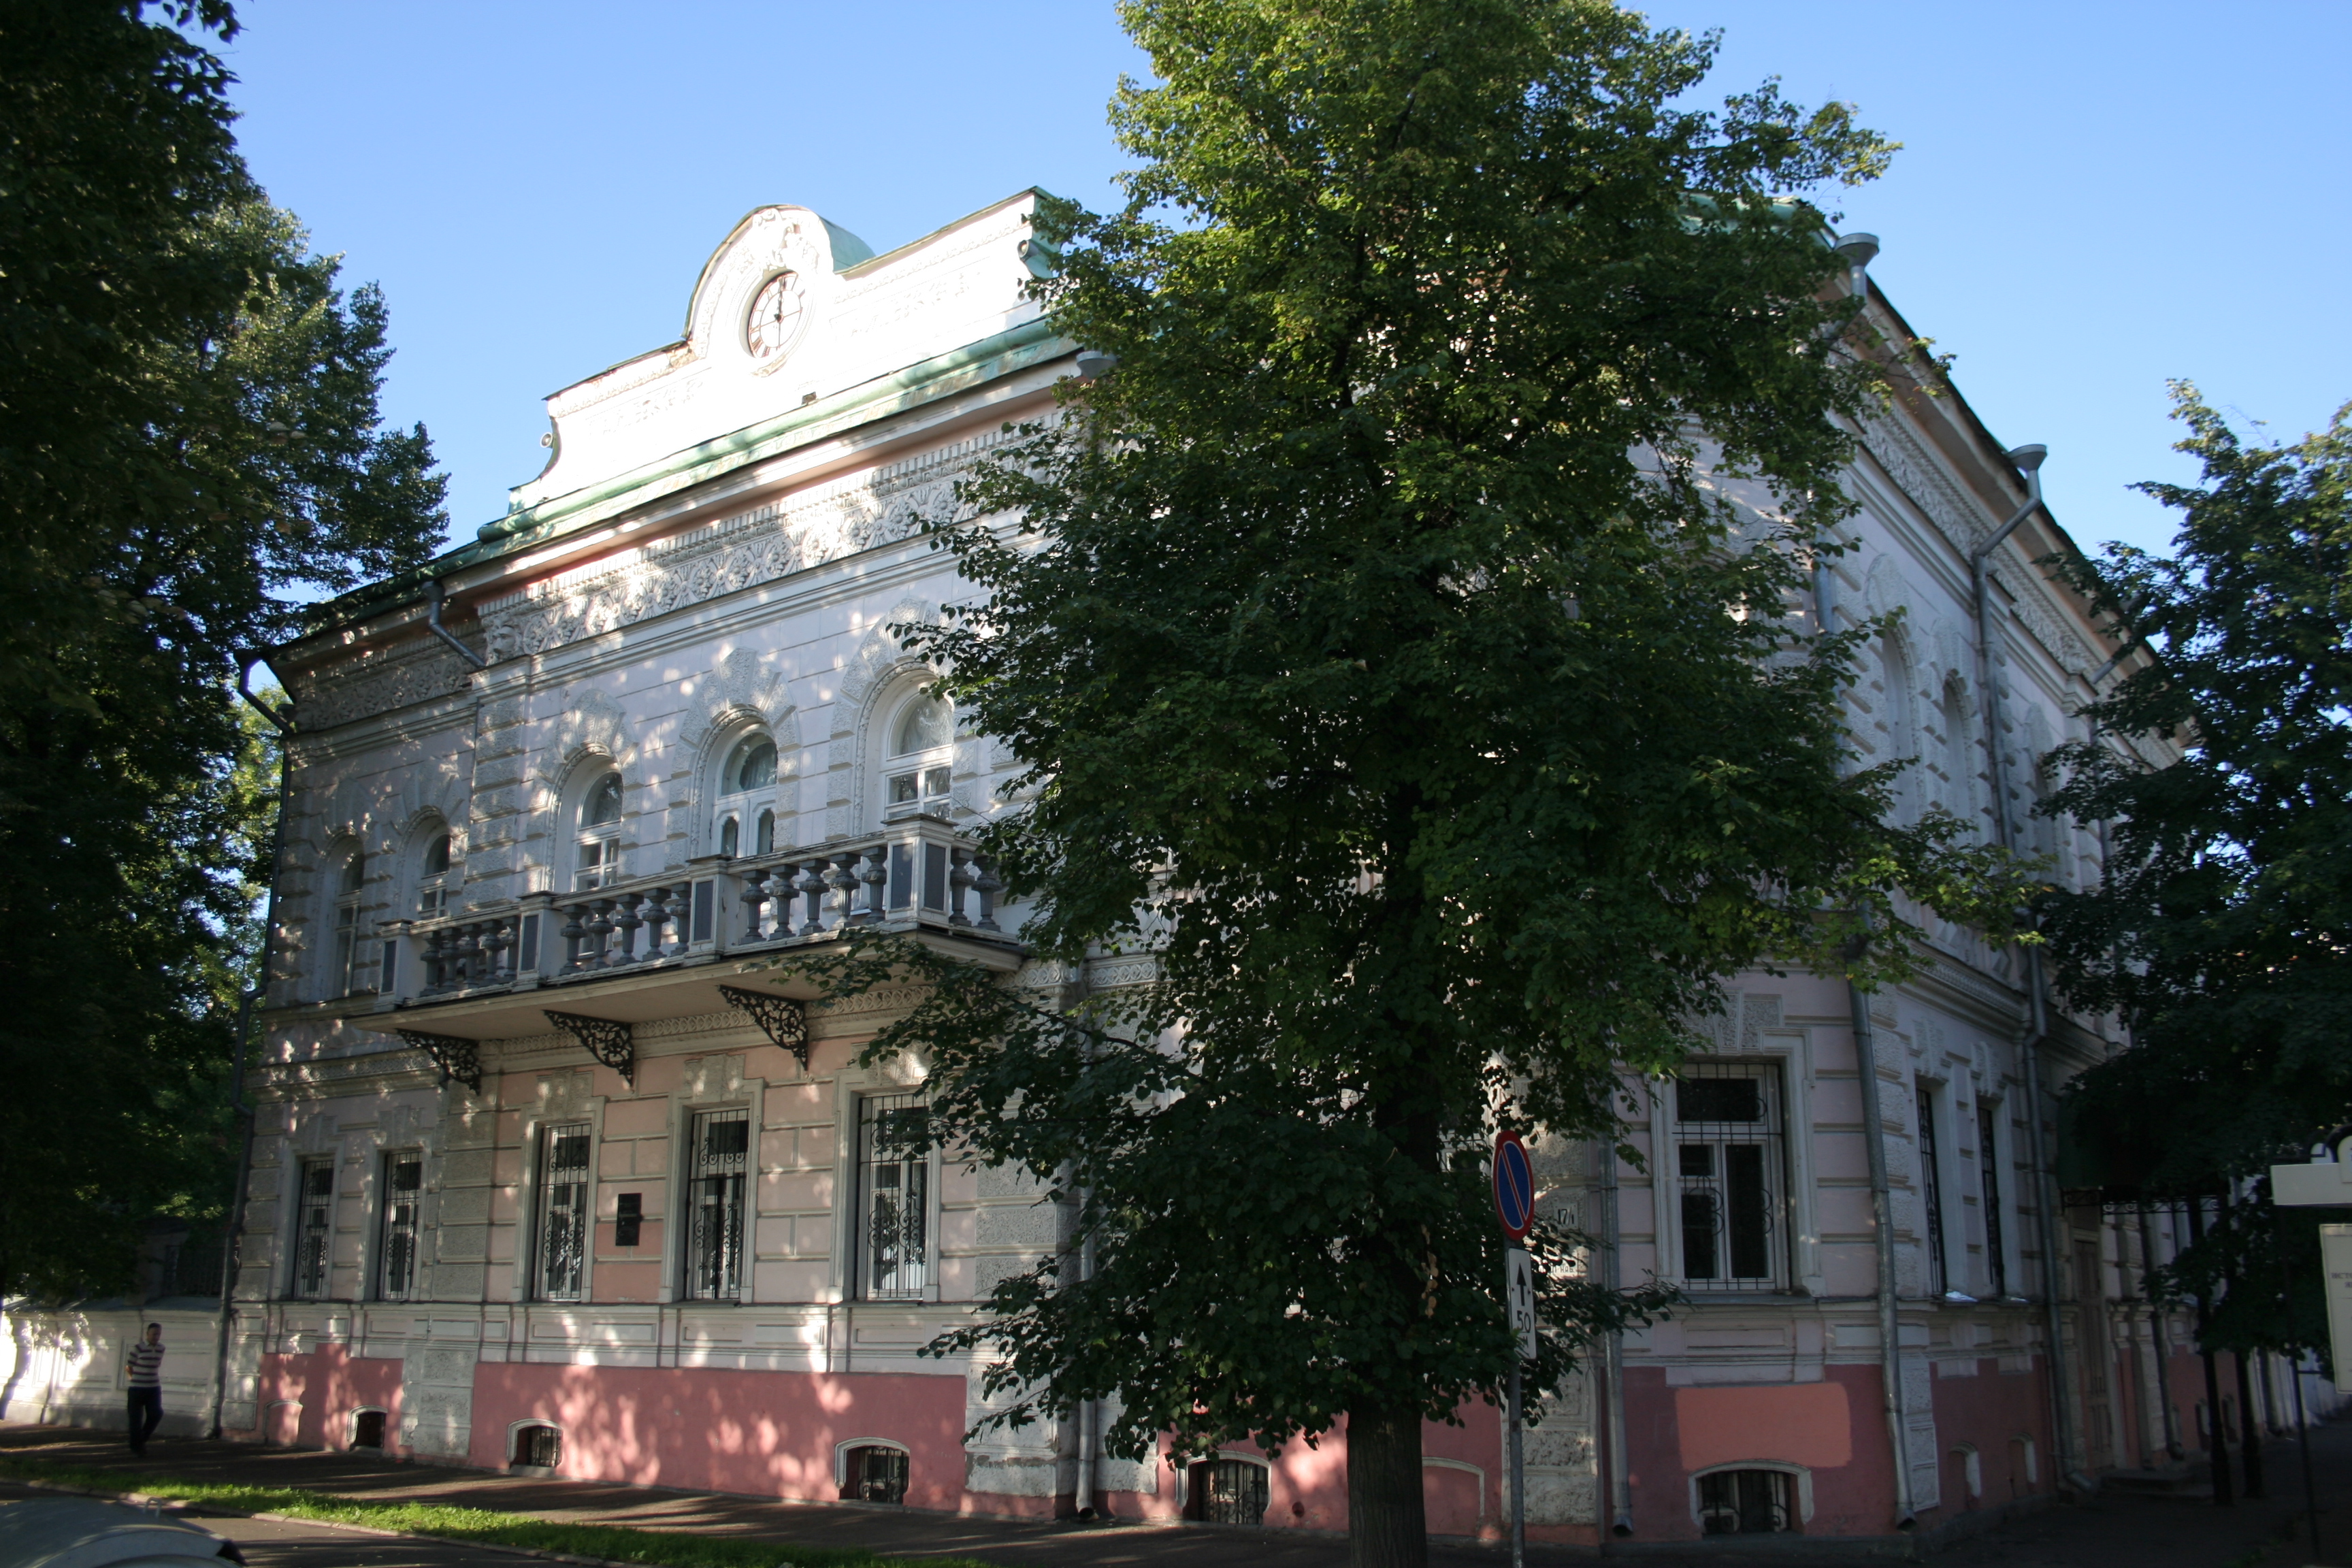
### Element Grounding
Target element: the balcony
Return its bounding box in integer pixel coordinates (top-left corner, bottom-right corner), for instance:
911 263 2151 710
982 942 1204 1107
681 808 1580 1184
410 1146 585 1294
366 817 1018 1043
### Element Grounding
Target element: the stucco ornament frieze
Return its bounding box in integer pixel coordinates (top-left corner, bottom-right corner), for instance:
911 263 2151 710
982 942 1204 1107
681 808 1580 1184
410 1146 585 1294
290 636 476 732
478 431 1002 662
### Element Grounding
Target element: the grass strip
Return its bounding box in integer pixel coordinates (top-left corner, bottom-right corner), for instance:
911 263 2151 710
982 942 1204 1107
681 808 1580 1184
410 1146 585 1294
0 1457 998 1568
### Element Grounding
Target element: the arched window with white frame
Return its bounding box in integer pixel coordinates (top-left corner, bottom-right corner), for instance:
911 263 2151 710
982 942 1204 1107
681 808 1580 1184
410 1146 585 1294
1876 634 1918 824
573 769 623 891
713 732 779 858
416 826 455 917
881 690 953 822
329 845 365 996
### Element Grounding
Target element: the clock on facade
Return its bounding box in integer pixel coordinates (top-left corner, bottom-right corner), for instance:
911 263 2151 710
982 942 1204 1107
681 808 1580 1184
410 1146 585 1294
745 271 804 361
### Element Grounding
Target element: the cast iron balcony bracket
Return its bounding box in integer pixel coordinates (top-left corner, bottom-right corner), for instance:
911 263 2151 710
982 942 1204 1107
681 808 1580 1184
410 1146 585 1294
544 1011 634 1087
718 984 809 1068
396 1030 485 1094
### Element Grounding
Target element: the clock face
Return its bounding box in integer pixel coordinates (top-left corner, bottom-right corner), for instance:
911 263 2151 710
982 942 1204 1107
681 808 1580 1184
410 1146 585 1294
745 272 804 361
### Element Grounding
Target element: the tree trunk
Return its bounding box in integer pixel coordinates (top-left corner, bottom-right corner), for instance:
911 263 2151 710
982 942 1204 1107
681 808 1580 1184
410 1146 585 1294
1348 1404 1428 1568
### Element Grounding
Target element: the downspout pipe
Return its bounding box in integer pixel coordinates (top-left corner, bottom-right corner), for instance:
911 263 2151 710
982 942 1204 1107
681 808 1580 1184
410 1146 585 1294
1968 448 2090 1491
1818 231 1916 1533
211 656 293 1438
425 578 488 670
1601 1128 1633 1537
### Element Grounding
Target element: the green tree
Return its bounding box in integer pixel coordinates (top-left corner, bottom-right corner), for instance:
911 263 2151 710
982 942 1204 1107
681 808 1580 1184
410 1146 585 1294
2042 385 2352 1354
784 3 2023 1562
0 1 445 1297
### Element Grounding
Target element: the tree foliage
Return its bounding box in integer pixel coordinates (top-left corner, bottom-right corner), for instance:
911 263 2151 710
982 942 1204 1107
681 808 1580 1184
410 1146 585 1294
2040 387 2352 1355
0 1 445 1297
787 2 2027 1558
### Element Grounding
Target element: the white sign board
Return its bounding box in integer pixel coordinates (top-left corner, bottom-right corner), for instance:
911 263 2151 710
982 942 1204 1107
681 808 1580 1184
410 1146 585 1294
2272 1158 2352 1208
1505 1245 1537 1360
2325 1225 2352 1396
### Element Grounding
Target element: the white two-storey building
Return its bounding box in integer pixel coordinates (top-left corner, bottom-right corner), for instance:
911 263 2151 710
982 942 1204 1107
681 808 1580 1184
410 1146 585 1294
8 187 2323 1548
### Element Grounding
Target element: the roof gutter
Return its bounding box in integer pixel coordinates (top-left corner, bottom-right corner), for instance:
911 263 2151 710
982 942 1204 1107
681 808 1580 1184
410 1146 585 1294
1969 450 2093 1494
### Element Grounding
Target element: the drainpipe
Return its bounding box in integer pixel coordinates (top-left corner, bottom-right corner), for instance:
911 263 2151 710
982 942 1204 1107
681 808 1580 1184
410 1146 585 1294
1601 1128 1633 1537
1073 1228 1098 1519
211 658 293 1437
424 578 488 670
1816 235 1919 1531
1968 453 2089 1490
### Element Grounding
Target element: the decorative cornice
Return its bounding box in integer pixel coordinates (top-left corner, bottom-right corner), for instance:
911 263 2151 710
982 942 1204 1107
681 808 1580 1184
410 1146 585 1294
288 635 476 732
476 429 1011 662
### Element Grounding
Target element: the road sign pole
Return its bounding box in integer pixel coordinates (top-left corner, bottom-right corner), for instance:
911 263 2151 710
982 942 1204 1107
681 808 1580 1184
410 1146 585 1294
1509 1356 1525 1568
1493 1131 1537 1568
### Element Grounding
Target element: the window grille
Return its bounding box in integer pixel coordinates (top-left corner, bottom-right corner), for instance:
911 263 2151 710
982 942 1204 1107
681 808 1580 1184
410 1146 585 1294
1671 1062 1787 1290
1979 1103 2008 1298
1191 1458 1270 1524
332 853 365 995
858 1093 929 1300
840 1444 909 1503
535 1123 593 1301
512 1424 561 1469
1697 1469 1793 1534
293 1160 334 1298
378 1154 423 1301
685 1108 749 1301
1918 1085 1948 1296
575 774 623 891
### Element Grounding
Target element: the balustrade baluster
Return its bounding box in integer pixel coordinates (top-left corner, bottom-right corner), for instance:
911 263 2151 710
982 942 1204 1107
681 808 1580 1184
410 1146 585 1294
850 846 887 926
487 918 514 983
559 902 588 973
973 857 1002 932
584 898 616 968
794 861 827 936
947 849 977 928
640 886 672 958
611 891 644 966
419 927 446 994
823 856 857 931
451 923 480 987
741 868 772 942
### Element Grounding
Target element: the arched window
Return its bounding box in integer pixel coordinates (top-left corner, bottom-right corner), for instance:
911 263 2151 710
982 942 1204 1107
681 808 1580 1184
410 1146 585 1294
574 771 623 891
331 849 365 995
1939 674 1977 830
1877 636 1917 823
417 829 455 917
715 734 779 857
1697 1468 1794 1535
883 692 953 820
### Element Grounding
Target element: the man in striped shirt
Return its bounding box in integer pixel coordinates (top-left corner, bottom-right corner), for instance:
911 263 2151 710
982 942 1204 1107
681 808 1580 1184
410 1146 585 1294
124 1322 164 1456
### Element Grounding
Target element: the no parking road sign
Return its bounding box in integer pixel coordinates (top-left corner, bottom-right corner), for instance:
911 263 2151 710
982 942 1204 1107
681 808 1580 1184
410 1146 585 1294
1492 1128 1534 1239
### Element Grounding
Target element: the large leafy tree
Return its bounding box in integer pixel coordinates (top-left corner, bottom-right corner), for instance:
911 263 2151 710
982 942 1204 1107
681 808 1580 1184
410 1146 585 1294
0 1 445 1297
791 3 2027 1562
2042 386 2352 1354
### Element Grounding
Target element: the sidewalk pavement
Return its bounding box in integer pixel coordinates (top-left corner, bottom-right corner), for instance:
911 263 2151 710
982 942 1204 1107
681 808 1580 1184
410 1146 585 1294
6 1418 2351 1567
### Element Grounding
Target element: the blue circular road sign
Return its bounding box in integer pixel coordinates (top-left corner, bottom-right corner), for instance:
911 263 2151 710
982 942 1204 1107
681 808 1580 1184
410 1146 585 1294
1493 1129 1534 1239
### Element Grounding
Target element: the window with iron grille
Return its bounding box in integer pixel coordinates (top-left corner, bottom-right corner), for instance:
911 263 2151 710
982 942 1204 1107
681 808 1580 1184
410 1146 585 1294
512 1424 561 1469
685 1108 749 1301
1190 1458 1270 1525
1671 1062 1787 1290
1918 1085 1949 1296
535 1124 593 1301
840 1444 909 1504
858 1093 929 1300
1697 1469 1793 1534
1979 1103 2008 1298
292 1160 334 1298
378 1154 423 1301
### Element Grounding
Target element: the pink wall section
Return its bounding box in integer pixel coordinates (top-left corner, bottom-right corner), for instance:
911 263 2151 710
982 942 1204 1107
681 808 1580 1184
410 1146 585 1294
253 1345 403 1452
240 1347 1512 1537
1922 1359 2056 1513
472 1361 971 1509
1622 1365 1900 1539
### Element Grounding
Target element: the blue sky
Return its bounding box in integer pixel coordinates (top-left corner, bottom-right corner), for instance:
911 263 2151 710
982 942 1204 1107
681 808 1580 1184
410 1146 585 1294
219 1 2347 561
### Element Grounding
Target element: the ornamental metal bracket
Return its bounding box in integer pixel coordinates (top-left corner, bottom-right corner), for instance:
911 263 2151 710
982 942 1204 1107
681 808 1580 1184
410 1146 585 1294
543 1011 634 1088
397 1030 484 1094
718 984 809 1067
